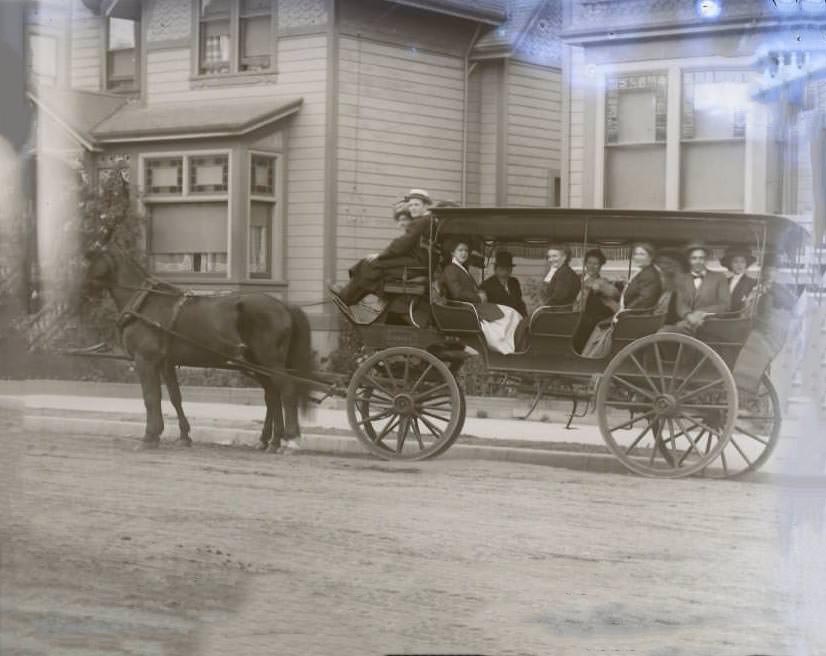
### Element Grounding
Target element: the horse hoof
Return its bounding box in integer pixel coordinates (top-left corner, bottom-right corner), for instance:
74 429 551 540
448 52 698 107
256 441 269 451
176 437 193 448
265 443 282 454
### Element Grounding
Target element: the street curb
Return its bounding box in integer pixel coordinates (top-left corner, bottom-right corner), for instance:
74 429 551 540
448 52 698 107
22 413 633 477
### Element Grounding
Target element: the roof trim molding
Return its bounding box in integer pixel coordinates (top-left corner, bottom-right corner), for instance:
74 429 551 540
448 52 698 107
385 0 506 25
26 90 101 152
92 98 304 143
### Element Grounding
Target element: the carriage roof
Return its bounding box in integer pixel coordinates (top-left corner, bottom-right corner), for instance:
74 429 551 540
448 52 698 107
432 208 808 255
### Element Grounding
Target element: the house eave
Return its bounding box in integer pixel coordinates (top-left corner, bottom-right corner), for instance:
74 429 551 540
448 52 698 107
385 0 506 25
26 90 101 153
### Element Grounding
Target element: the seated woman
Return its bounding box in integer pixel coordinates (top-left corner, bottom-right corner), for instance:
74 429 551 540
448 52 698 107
580 242 663 358
572 248 619 353
540 244 581 308
720 246 757 313
440 239 524 355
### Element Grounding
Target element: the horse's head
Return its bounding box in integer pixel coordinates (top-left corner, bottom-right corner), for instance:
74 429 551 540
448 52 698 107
82 228 119 295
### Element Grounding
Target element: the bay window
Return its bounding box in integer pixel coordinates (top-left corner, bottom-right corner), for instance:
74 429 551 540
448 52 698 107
604 72 668 209
106 17 139 92
248 153 277 278
143 153 230 275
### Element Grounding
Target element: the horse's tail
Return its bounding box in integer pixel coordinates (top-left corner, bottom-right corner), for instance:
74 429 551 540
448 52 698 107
286 303 314 414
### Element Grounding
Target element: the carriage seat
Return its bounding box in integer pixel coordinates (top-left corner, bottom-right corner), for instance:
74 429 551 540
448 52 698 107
382 266 428 296
529 305 580 337
431 299 482 334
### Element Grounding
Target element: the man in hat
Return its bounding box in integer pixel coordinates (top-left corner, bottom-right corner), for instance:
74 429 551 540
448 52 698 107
720 246 757 313
406 188 432 218
481 251 527 317
668 242 730 334
331 194 434 306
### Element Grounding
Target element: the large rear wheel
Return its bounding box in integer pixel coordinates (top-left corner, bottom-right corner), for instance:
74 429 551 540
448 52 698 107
347 347 465 460
702 373 781 479
596 333 738 478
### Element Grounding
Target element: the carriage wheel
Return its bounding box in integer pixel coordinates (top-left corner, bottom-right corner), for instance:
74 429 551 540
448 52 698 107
347 347 465 461
596 333 738 479
701 373 781 479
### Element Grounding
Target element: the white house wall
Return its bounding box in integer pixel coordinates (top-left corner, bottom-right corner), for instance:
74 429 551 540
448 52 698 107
566 46 587 208
334 36 465 280
69 0 102 91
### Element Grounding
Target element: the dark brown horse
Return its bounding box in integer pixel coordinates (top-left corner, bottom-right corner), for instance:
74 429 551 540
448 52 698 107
83 243 314 452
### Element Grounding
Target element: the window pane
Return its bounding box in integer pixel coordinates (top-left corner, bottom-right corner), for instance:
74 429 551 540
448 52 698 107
145 157 183 195
606 73 667 144
153 253 227 273
200 21 231 74
680 142 745 210
250 155 275 195
151 202 228 252
240 15 271 71
682 71 750 140
249 201 273 277
189 155 228 194
605 145 666 209
108 18 135 50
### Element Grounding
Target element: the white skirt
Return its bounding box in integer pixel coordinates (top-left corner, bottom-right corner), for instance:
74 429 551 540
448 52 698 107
480 304 523 355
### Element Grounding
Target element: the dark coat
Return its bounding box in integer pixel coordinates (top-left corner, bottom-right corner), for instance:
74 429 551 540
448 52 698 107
540 264 581 307
618 265 663 312
573 276 618 353
674 269 731 318
481 275 528 317
729 274 757 313
440 263 504 322
374 215 432 270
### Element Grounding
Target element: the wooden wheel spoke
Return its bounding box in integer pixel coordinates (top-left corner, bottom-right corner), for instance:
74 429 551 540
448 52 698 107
675 354 709 396
669 343 684 393
419 409 451 423
420 398 452 409
411 419 425 449
677 414 724 440
415 382 450 402
381 360 399 391
396 417 410 453
624 419 655 455
720 447 729 476
402 355 411 387
354 394 395 408
629 353 662 395
375 415 401 444
734 424 770 445
612 376 656 400
364 375 395 400
418 415 445 439
608 410 656 433
672 416 705 466
604 400 654 409
678 378 727 403
411 364 434 393
356 408 394 426
728 436 753 467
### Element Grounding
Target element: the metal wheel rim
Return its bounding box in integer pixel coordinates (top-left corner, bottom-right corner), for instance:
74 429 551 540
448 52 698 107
596 333 738 479
346 347 463 461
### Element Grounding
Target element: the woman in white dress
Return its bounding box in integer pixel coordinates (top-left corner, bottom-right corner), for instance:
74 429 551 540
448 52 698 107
439 240 524 355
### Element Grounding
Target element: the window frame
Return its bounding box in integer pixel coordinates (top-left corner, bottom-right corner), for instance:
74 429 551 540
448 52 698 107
26 30 60 86
191 0 278 82
246 150 283 281
104 15 141 94
139 149 233 279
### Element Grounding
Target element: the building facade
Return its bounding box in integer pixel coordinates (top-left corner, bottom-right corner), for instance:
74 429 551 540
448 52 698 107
25 0 565 352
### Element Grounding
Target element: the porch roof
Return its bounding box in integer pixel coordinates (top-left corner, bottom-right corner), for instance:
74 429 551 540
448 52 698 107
90 96 304 143
383 0 507 25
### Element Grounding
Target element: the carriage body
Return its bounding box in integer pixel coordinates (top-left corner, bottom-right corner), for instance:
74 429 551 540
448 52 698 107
333 208 807 478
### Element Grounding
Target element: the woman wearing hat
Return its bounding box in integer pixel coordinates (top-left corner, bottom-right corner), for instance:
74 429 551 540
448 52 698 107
572 248 618 353
480 251 528 317
540 244 581 308
440 239 523 355
720 246 757 313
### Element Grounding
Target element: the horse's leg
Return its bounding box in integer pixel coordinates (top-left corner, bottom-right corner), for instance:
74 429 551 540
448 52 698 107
281 380 302 450
265 384 285 454
134 355 164 448
253 374 273 450
162 361 191 446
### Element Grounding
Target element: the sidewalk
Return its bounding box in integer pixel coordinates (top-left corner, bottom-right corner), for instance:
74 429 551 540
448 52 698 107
0 379 817 480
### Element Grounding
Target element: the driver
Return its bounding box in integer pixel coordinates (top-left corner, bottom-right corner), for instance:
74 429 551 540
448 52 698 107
665 242 730 334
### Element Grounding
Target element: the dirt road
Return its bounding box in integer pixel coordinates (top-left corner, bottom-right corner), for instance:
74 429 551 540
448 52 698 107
0 408 813 655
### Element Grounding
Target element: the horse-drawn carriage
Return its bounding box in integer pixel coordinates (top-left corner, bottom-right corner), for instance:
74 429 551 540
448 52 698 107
330 208 808 479
78 207 806 479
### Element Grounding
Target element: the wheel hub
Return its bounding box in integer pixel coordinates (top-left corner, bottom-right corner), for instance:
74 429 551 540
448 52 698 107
393 393 416 416
653 394 678 417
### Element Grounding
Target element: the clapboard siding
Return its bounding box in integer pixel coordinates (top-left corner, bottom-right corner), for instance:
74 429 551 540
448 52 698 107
70 1 101 91
567 47 587 208
506 62 561 208
143 35 328 303
334 36 465 280
478 62 501 207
